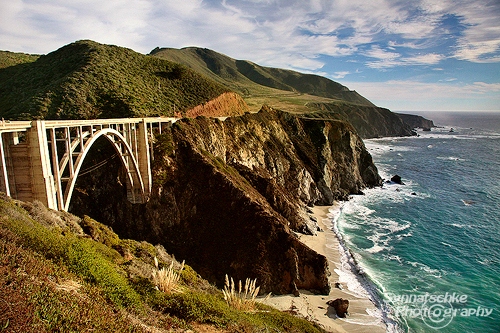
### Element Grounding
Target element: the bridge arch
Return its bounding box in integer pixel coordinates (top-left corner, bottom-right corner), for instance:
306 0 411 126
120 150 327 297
62 128 145 211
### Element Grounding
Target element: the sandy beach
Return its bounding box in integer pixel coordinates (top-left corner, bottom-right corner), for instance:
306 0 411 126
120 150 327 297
260 205 386 333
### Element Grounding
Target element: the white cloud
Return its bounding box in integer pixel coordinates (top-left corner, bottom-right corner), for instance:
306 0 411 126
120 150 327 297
342 79 500 111
419 0 500 63
332 71 350 79
470 81 500 93
406 53 445 65
2 0 498 68
0 0 154 53
364 45 401 60
365 46 444 69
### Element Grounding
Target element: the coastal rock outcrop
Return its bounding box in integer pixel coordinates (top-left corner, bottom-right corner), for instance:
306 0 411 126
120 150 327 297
306 103 416 138
69 108 382 295
391 174 404 185
327 298 349 318
396 113 435 130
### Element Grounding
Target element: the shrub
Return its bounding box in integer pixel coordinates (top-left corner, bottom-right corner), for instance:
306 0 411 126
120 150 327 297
222 275 267 311
152 291 235 327
152 257 184 294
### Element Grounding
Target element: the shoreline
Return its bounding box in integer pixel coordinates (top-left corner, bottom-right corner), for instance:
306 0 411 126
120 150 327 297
260 205 386 333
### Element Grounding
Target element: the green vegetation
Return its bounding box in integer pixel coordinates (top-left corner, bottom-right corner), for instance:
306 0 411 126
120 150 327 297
152 257 185 293
0 199 142 309
222 275 267 311
0 195 325 332
0 50 39 69
0 40 229 120
151 47 374 114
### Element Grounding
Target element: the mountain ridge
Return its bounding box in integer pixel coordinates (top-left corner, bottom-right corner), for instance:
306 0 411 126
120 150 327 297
0 40 432 138
150 46 419 138
150 46 374 107
0 40 233 120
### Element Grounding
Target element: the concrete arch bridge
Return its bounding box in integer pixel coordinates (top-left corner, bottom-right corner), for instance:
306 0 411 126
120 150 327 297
0 118 176 211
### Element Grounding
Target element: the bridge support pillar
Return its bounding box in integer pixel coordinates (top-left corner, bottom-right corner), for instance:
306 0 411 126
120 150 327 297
137 120 152 199
28 120 57 210
0 133 10 197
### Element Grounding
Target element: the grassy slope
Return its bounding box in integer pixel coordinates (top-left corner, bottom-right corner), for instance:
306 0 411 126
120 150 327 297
0 40 229 120
150 47 416 138
0 51 39 69
0 195 326 333
151 47 374 114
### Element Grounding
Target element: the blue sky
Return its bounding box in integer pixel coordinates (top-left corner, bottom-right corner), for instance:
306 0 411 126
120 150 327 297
1 0 499 111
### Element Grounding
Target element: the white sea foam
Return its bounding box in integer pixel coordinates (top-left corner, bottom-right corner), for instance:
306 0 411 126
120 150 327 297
477 258 492 266
383 254 403 264
329 200 404 333
407 261 443 278
447 222 471 229
366 244 387 254
437 156 466 161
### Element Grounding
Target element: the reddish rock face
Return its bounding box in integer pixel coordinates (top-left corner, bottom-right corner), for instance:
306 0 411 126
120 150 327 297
70 108 381 295
184 92 249 118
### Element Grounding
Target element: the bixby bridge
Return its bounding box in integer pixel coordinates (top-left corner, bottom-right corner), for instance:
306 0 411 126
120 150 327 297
0 117 177 211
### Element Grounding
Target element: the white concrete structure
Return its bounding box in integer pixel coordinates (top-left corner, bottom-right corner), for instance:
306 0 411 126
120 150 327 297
0 117 176 211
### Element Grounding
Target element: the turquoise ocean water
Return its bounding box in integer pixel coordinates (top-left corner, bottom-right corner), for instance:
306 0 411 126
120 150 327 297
334 112 500 332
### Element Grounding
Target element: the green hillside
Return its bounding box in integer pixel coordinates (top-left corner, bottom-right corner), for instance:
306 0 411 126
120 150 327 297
151 47 415 138
151 47 374 112
0 51 39 69
0 40 229 120
0 40 415 138
0 195 325 332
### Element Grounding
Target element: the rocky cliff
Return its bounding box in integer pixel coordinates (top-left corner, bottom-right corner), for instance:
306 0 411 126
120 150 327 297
396 113 435 130
69 107 381 295
306 103 416 138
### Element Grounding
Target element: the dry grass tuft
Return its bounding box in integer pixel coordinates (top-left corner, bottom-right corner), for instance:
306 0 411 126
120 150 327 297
222 275 269 311
152 257 185 294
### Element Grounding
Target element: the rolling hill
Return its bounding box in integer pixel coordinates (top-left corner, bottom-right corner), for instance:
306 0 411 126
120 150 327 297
151 47 374 110
0 40 233 120
0 40 418 137
151 47 413 138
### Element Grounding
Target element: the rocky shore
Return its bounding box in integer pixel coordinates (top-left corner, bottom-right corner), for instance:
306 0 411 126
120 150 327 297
260 205 386 333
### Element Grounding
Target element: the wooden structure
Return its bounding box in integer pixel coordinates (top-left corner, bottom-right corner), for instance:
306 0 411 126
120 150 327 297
0 118 176 211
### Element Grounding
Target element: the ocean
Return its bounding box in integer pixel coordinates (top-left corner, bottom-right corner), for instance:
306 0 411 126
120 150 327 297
332 111 500 332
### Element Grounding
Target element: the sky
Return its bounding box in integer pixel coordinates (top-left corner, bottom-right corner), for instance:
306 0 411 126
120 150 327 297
1 0 499 112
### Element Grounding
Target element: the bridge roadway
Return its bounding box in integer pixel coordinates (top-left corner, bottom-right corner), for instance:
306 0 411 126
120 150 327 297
0 117 177 211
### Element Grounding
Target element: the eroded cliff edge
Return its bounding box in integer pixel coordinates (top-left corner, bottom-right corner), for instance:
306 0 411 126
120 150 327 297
70 108 382 295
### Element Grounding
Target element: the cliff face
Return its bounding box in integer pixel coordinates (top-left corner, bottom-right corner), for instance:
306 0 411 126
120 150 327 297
69 108 382 295
307 103 416 138
396 113 435 129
